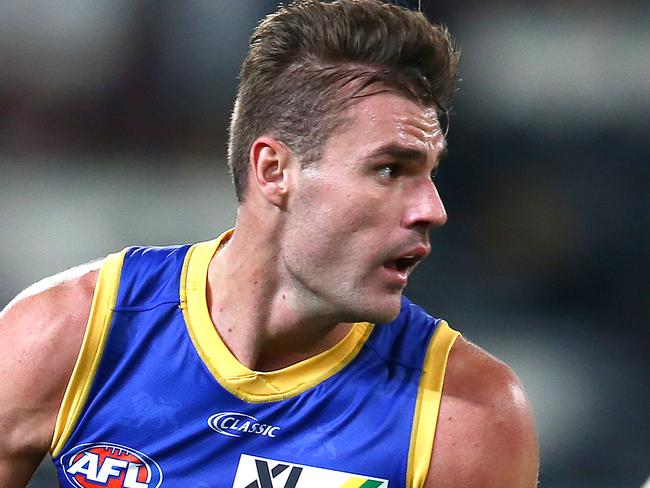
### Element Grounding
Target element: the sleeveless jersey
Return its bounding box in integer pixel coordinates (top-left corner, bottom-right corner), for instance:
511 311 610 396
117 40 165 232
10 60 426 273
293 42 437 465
50 231 459 488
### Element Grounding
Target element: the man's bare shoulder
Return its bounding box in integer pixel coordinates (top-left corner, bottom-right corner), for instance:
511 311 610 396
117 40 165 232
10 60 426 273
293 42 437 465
1 261 100 368
426 337 539 488
0 261 99 486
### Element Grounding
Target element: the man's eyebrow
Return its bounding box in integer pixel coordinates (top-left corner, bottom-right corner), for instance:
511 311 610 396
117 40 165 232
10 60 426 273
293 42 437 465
362 142 448 164
362 143 428 163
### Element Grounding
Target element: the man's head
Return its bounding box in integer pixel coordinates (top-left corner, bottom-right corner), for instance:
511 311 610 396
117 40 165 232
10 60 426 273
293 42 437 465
228 0 459 203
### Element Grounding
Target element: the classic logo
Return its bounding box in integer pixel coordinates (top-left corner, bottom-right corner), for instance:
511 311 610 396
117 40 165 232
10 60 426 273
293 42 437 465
61 442 163 488
232 454 388 488
208 411 280 438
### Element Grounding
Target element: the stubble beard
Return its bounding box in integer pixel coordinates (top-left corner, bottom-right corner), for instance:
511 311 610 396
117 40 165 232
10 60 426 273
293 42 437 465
329 283 404 326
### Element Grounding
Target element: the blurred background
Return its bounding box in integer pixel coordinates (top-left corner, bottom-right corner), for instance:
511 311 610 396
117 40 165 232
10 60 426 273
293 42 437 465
0 0 647 486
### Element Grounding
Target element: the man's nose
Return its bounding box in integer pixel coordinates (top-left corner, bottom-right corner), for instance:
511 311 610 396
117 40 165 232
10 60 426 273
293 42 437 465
403 180 447 230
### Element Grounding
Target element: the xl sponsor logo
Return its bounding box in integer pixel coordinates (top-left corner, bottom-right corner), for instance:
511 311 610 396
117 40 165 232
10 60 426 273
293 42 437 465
208 412 280 438
61 442 163 488
232 454 388 488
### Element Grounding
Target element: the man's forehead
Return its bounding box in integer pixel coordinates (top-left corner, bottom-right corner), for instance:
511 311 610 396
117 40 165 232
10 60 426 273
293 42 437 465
394 106 445 149
350 92 446 151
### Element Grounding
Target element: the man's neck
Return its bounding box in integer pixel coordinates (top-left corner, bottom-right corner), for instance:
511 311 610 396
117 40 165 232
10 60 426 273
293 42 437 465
205 229 352 372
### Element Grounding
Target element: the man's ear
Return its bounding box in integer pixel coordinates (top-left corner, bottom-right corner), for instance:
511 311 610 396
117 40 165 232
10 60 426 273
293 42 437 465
249 136 295 207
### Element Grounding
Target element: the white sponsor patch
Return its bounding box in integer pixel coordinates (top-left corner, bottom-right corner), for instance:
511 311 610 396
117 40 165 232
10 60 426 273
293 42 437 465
232 454 388 488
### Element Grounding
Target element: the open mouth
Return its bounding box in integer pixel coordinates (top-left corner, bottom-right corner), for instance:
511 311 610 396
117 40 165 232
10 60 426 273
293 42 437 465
384 256 419 273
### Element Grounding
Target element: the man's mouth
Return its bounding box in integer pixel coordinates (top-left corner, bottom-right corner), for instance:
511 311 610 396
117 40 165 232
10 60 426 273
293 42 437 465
384 255 419 273
381 244 430 285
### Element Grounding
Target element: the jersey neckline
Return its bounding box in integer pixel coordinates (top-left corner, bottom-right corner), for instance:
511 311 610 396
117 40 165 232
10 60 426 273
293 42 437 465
179 229 374 403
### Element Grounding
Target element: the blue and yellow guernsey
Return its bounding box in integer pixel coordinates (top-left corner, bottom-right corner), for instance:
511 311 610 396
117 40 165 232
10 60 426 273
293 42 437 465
50 231 459 488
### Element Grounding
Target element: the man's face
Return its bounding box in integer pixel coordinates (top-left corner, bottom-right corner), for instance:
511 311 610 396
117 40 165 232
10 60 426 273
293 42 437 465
280 91 447 324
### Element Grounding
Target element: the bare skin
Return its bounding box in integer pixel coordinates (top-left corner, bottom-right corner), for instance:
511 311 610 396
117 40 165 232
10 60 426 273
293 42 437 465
0 264 98 487
0 91 538 486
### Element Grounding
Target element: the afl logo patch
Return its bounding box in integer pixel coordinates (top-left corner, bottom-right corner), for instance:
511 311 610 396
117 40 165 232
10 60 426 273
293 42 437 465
61 442 163 488
208 411 281 438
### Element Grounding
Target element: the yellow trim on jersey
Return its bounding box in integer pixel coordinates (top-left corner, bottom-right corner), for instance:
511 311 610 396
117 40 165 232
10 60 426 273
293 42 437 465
50 250 126 457
406 321 460 488
180 230 374 403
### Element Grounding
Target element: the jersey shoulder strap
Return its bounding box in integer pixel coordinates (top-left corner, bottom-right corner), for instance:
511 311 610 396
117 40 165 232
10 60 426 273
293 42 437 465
50 250 126 457
375 297 460 488
50 244 191 456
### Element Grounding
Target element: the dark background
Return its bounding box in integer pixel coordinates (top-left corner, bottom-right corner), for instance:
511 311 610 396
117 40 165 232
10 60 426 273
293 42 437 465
0 1 647 487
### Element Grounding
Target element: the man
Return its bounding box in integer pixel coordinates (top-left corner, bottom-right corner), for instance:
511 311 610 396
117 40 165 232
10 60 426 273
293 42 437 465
0 1 539 486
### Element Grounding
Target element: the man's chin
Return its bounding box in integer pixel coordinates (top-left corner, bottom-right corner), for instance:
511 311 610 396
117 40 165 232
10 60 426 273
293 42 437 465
355 297 402 325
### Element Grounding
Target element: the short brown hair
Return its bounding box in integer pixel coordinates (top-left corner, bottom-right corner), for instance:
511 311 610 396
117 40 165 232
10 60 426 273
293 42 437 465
228 0 460 202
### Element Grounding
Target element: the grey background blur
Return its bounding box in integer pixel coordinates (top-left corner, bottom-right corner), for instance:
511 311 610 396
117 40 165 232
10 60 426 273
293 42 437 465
0 0 647 487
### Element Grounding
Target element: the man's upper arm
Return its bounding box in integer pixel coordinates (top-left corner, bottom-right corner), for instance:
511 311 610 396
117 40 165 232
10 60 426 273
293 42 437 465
0 263 98 487
426 337 539 488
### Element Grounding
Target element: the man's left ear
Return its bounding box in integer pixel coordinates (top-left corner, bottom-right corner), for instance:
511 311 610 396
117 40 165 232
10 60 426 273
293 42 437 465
249 136 296 207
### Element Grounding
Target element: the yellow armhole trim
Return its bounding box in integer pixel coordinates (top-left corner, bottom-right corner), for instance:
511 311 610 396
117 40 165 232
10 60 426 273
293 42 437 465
406 321 460 488
50 249 126 457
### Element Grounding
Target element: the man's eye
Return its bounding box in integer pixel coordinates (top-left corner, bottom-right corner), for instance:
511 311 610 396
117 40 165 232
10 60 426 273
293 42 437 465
430 166 439 180
378 165 396 178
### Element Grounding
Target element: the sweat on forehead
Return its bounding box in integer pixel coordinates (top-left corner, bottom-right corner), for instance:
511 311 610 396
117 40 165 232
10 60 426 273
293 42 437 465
343 81 444 129
318 90 448 168
395 107 445 149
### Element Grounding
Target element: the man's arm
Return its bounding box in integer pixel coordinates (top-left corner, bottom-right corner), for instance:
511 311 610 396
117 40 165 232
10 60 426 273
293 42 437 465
0 263 98 486
426 337 539 488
